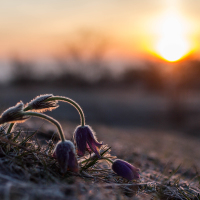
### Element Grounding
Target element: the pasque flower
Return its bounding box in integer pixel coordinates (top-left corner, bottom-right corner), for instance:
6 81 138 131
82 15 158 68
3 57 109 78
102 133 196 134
112 159 140 181
7 94 59 134
53 140 79 173
74 125 103 158
25 94 59 113
0 101 30 124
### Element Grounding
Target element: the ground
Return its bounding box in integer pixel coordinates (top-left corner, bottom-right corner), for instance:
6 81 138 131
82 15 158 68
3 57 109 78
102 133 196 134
0 85 199 199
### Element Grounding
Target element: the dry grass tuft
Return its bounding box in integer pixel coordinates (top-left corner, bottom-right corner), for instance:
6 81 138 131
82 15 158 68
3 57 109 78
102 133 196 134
0 127 199 200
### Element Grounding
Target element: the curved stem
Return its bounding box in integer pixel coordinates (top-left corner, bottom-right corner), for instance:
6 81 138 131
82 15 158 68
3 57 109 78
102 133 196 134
47 96 85 126
24 112 65 142
7 95 85 133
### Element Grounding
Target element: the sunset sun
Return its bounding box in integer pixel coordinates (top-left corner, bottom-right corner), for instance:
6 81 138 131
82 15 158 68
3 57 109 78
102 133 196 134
157 37 189 62
156 12 190 62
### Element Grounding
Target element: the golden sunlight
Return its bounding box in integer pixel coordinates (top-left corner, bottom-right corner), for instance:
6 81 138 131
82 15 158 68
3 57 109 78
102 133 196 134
156 12 190 62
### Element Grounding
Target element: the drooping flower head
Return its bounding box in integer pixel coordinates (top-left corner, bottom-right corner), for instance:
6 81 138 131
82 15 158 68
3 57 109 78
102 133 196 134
112 159 140 181
0 101 30 124
53 140 79 173
74 125 103 158
25 94 59 113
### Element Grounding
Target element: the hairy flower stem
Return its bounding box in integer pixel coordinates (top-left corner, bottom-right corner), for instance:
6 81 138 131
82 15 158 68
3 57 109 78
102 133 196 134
7 96 85 134
46 96 85 127
24 112 65 142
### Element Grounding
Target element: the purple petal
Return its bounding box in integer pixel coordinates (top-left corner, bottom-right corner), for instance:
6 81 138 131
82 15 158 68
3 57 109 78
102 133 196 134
86 126 103 158
68 151 79 173
126 162 140 179
74 126 87 157
55 140 78 173
55 141 70 173
112 159 140 181
86 143 92 153
87 126 103 148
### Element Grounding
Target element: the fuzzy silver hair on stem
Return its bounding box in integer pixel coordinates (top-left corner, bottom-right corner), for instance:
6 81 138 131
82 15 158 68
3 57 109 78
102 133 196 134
45 96 85 126
23 111 65 142
25 94 59 113
0 101 30 124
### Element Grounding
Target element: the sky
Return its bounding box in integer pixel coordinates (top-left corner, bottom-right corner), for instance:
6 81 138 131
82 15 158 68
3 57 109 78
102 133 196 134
0 0 200 63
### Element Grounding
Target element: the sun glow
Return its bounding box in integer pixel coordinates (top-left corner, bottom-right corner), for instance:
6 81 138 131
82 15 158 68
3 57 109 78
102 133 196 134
156 12 190 62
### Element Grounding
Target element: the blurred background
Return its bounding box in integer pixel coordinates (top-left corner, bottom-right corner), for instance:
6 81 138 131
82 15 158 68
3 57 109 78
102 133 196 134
0 0 200 137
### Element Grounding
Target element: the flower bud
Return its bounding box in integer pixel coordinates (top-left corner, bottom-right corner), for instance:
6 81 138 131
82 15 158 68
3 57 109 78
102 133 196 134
26 94 59 113
53 140 78 173
112 159 140 181
0 101 29 124
74 125 103 158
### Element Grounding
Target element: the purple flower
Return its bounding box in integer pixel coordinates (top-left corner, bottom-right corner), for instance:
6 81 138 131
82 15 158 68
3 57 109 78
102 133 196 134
73 125 103 158
112 159 140 181
53 140 79 173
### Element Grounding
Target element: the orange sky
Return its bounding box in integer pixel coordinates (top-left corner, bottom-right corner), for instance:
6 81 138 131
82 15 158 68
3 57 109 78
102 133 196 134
0 0 200 62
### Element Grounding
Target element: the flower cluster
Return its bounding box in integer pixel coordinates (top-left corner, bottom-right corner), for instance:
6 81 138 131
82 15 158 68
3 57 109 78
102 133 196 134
0 94 140 181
